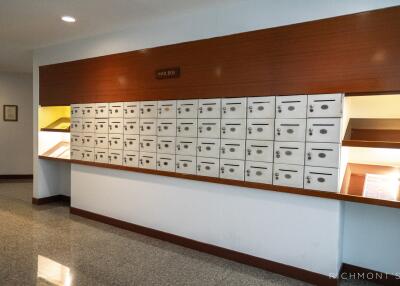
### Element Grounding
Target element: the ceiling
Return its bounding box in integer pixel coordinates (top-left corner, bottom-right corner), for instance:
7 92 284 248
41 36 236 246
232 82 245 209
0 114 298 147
0 0 233 73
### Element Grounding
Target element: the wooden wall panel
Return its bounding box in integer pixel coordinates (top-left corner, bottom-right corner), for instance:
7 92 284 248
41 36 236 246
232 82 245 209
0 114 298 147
39 6 400 106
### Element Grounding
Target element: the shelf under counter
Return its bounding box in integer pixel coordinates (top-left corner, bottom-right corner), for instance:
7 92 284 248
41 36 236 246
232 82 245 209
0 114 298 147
37 156 400 209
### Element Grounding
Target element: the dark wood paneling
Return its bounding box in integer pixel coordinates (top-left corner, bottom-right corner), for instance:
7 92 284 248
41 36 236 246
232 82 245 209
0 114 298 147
70 207 338 286
40 6 400 105
32 195 70 205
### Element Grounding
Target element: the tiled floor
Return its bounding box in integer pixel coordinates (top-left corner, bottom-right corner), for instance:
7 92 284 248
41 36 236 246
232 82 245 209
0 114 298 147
0 180 377 286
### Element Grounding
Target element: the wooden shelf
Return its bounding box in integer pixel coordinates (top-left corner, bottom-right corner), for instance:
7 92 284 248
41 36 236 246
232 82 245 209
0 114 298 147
37 156 400 209
39 141 70 161
340 163 400 208
40 117 70 132
343 118 400 149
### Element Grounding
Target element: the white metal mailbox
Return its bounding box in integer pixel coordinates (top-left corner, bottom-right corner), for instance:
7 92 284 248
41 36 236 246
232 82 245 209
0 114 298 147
305 143 340 168
176 137 197 156
157 119 177 137
246 119 274 140
158 100 177 118
196 157 219 177
140 101 158 118
222 97 247 118
108 135 123 150
95 148 109 164
71 133 83 147
221 119 246 139
108 102 124 118
95 103 109 118
123 150 139 167
123 102 139 118
197 138 220 158
245 161 273 184
94 118 109 134
157 137 176 154
94 134 108 149
176 119 197 138
71 104 83 118
139 135 157 153
198 98 221 118
276 95 307 118
198 119 221 138
82 133 95 148
82 104 95 118
177 99 198 118
246 140 273 162
139 119 157 136
307 94 342 118
108 118 124 134
139 152 156 169
123 134 139 151
71 147 84 161
156 153 176 172
275 119 306 142
304 166 338 192
82 119 95 133
70 118 83 133
109 150 123 165
220 139 246 160
306 118 341 143
247 96 276 118
274 141 305 165
82 148 95 162
176 155 196 175
273 163 304 188
123 118 140 134
220 159 245 181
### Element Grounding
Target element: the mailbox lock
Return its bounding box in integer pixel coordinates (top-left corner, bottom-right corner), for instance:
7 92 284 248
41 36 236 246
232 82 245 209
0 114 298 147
158 126 162 132
197 146 202 151
199 107 203 114
158 144 161 149
275 151 281 158
220 167 225 174
248 127 252 134
178 107 182 114
277 105 282 113
276 128 281 136
307 152 312 160
177 126 181 132
199 126 203 133
248 106 253 113
274 172 279 180
222 127 226 134
140 108 144 114
221 147 226 154
306 176 311 184
158 108 162 115
157 161 161 167
223 106 227 113
246 169 251 176
308 128 313 136
247 149 251 155
309 105 314 113
197 165 201 171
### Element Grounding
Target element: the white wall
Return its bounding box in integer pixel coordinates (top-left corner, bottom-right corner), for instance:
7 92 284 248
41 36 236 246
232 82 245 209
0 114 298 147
72 164 342 276
33 0 400 277
0 72 32 175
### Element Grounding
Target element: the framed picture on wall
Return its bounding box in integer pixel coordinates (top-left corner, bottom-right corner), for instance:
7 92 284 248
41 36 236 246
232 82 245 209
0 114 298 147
3 105 18 121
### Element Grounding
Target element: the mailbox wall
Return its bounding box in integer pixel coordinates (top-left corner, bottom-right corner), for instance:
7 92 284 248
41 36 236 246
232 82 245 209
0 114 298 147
34 0 400 280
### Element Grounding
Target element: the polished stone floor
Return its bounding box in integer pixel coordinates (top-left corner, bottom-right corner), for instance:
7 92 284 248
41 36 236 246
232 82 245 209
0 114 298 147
0 180 377 286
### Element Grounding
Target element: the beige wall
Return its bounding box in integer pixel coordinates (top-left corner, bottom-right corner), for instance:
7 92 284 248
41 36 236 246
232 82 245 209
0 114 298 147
0 72 33 175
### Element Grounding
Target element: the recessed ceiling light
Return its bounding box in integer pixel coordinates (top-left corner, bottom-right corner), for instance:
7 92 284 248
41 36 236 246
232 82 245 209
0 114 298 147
61 16 76 23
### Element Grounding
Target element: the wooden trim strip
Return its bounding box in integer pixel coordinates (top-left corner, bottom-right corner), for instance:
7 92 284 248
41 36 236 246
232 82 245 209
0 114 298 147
32 195 70 205
340 263 399 286
70 207 338 286
39 155 71 163
0 174 33 180
38 156 400 209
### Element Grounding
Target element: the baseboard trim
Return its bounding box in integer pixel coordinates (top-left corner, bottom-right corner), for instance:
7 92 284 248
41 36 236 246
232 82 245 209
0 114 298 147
340 263 399 286
70 206 337 286
32 195 70 205
0 174 33 179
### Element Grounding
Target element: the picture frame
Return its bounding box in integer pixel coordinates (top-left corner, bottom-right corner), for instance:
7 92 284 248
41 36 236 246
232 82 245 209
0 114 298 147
3 105 18 121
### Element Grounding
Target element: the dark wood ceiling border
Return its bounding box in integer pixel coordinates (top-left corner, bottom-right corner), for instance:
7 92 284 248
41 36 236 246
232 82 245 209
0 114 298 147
39 6 400 105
